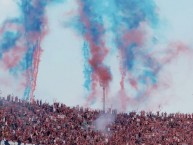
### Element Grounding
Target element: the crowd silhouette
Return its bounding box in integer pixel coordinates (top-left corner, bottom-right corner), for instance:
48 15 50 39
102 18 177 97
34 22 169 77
0 95 193 144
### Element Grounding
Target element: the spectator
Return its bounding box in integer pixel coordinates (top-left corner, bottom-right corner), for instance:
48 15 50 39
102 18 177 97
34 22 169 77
1 96 193 144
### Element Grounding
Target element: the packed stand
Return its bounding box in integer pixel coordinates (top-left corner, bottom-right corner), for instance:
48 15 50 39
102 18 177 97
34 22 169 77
0 95 193 144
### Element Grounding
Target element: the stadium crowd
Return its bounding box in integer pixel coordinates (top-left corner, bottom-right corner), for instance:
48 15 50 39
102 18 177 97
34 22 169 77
0 95 193 145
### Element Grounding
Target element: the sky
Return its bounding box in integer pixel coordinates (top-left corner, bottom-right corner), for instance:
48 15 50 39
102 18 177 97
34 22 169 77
0 0 193 113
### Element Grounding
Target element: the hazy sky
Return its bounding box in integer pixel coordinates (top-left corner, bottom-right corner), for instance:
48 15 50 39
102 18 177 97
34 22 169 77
0 0 193 113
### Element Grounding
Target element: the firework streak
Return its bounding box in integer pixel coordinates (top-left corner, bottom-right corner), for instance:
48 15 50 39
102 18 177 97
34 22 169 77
70 0 191 109
0 0 191 108
0 0 64 101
